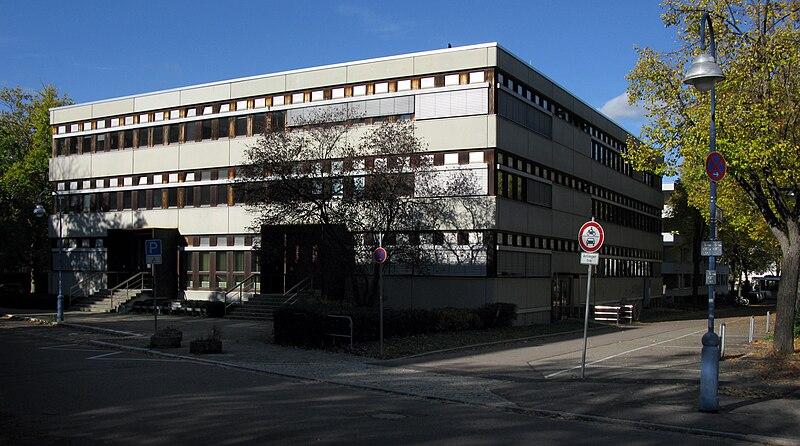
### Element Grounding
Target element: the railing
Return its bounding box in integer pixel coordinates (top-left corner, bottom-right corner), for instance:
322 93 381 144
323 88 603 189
108 272 152 312
68 271 133 308
224 273 261 314
326 315 353 349
68 271 105 307
282 277 313 306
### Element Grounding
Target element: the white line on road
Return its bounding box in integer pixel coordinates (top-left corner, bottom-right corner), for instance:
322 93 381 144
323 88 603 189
543 328 706 379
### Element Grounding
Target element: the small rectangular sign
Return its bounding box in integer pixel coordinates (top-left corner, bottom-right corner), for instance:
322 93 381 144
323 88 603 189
146 255 162 265
705 270 717 285
701 240 723 257
145 239 162 256
580 252 599 265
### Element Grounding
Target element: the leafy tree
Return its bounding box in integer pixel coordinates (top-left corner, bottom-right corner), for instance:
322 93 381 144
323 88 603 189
239 111 489 305
0 86 72 291
625 0 800 353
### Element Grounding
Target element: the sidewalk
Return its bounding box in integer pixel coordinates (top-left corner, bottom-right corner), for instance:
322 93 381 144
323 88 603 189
5 308 798 445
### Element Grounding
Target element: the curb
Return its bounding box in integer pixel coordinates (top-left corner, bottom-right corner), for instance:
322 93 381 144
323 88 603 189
10 312 799 445
87 338 799 446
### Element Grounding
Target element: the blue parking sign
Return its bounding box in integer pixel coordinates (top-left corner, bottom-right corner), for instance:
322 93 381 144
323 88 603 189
146 239 162 256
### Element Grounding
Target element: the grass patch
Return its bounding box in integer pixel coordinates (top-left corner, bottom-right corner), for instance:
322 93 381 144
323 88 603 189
349 320 606 359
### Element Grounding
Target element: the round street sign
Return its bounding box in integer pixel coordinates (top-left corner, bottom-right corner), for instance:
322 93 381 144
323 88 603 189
373 247 388 264
705 152 727 182
578 221 604 253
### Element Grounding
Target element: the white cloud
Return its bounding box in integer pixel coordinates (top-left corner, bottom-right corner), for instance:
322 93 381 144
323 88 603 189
599 92 644 120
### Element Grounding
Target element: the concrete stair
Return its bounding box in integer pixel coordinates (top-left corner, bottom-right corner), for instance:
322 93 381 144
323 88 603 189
72 288 151 313
225 294 290 321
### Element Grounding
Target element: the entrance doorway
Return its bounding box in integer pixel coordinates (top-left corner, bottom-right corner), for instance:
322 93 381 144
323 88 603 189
106 228 185 298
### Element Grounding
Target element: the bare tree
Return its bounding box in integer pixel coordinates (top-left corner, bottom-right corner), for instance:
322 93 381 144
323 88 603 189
238 111 490 304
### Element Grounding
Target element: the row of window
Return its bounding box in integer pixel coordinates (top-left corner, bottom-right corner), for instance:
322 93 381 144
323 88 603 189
496 230 661 261
186 250 260 291
54 112 285 156
497 70 659 190
496 151 661 217
54 70 489 138
62 186 233 213
592 199 661 234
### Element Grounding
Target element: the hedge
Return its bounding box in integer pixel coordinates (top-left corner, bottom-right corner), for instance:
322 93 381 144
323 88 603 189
274 302 517 347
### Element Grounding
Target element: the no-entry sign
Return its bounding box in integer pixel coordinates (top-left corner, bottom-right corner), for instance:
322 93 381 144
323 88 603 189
578 221 604 253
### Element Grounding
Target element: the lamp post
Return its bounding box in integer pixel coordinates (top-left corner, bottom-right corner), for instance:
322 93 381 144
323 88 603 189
33 190 64 323
683 11 725 413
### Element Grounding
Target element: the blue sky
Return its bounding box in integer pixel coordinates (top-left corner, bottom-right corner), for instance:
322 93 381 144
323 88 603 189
2 0 677 135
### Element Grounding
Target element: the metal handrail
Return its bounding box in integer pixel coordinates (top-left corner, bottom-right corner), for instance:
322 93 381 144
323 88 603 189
68 271 105 307
282 276 313 306
107 272 151 312
224 272 261 314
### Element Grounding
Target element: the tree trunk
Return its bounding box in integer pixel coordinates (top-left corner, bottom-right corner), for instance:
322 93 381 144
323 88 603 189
772 221 799 355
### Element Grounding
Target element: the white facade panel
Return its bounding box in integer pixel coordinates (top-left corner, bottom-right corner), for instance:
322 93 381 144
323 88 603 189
230 75 286 99
88 151 134 177
139 209 179 229
91 99 135 120
49 155 93 181
134 91 182 113
346 58 415 84
179 207 229 234
415 116 489 151
132 145 180 174
180 84 231 106
178 140 230 170
413 48 490 75
51 104 94 125
286 66 347 91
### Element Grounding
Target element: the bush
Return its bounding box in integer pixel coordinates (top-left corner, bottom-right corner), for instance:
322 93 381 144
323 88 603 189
273 302 518 347
475 303 517 328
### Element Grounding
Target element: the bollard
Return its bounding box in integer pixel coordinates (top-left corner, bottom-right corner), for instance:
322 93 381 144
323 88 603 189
719 324 726 358
766 311 770 333
748 315 755 343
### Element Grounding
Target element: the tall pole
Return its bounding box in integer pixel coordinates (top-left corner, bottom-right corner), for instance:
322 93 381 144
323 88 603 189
56 194 64 323
698 12 721 413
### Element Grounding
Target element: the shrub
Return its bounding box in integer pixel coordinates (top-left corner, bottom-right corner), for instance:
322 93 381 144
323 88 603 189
273 302 518 346
475 303 517 328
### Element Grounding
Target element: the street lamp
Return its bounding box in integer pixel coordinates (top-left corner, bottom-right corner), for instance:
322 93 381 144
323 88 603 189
683 11 725 413
34 190 64 323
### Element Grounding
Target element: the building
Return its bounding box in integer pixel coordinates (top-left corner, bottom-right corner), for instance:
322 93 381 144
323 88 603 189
48 43 663 324
661 182 728 304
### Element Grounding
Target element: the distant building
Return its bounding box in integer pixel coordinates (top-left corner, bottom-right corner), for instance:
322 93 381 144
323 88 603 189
661 182 728 303
47 43 663 323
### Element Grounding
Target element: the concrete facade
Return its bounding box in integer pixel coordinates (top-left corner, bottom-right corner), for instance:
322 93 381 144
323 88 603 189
47 43 663 323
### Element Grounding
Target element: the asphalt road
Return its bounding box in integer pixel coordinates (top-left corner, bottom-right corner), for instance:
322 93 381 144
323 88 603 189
0 318 750 445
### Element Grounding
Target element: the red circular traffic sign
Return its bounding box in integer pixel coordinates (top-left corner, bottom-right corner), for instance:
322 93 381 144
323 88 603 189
373 247 388 264
578 221 604 253
705 152 726 182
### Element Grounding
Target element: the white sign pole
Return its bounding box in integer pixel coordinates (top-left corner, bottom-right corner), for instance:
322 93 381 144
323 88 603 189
581 263 592 379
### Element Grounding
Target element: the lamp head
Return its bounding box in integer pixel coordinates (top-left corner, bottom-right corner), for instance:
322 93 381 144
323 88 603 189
33 203 47 218
683 52 725 92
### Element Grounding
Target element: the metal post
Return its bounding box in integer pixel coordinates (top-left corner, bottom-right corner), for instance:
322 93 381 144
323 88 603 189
152 263 157 333
580 264 592 379
719 324 726 358
379 261 384 358
766 311 770 333
378 232 384 359
56 194 64 323
749 315 755 343
694 12 721 413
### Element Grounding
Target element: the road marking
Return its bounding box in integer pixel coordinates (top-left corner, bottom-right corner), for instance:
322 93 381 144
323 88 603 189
86 351 180 362
40 344 107 353
544 328 706 378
